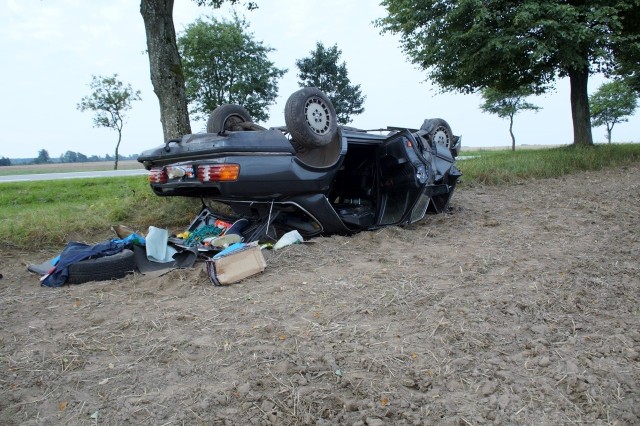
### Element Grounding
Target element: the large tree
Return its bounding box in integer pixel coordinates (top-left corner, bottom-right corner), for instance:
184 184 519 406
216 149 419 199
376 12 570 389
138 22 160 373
589 80 638 144
140 0 256 141
178 15 286 123
77 75 141 170
480 88 540 151
295 42 365 125
140 0 192 142
378 0 640 146
613 3 640 94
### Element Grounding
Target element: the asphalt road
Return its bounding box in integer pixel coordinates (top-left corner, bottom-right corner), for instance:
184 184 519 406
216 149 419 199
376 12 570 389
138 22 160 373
0 169 149 183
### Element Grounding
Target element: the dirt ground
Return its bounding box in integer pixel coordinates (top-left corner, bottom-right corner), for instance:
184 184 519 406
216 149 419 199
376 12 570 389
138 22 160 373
1 163 638 425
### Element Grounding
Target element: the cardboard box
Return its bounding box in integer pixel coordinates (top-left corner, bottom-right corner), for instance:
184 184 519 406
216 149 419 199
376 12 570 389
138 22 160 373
206 245 266 286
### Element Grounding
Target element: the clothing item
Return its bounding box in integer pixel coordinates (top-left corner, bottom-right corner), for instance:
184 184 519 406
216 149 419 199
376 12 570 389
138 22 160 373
41 240 126 287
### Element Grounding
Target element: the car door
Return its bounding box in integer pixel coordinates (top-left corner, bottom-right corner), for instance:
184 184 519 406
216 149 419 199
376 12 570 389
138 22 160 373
375 131 430 226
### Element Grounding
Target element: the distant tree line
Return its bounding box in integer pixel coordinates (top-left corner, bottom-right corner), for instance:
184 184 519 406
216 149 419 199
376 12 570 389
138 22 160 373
0 149 138 166
58 150 138 163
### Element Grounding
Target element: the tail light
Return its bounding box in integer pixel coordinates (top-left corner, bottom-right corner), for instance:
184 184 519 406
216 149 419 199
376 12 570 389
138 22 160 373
149 167 168 184
197 164 240 182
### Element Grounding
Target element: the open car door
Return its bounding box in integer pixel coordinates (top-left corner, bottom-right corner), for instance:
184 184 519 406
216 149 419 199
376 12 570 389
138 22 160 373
375 131 431 226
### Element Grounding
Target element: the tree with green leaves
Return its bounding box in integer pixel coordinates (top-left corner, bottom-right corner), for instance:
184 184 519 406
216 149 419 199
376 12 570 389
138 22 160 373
0 157 11 166
613 5 640 94
377 0 640 146
77 75 141 170
140 0 257 141
589 80 638 144
178 15 286 123
295 42 365 125
62 151 79 163
480 88 540 151
35 149 50 164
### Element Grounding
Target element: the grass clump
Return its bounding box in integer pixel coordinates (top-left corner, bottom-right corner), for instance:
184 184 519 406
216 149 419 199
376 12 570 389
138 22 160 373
458 143 640 185
0 176 200 250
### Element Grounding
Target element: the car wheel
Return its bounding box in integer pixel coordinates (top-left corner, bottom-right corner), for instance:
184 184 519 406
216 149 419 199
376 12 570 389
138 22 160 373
207 104 253 133
67 249 136 284
422 118 453 149
285 87 338 148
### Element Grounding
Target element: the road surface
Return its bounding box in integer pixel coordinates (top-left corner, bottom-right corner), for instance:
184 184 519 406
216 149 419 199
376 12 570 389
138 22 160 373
0 169 149 183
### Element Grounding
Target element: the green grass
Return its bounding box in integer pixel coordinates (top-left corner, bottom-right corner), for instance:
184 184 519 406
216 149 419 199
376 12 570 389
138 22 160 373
1 143 638 250
0 176 200 250
458 143 640 185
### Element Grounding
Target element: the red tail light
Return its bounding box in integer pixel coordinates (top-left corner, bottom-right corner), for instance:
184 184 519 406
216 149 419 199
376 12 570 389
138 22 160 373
149 167 168 184
197 164 240 182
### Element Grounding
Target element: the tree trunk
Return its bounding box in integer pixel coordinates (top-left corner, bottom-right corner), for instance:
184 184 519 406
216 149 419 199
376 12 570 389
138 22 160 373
509 114 516 151
140 0 191 141
114 129 121 170
568 67 593 146
606 125 612 144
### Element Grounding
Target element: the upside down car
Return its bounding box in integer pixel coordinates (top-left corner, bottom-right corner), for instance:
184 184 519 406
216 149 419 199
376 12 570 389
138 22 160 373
137 87 462 242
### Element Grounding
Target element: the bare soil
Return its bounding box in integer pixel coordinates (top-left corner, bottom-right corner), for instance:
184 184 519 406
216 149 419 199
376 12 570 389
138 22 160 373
1 163 638 425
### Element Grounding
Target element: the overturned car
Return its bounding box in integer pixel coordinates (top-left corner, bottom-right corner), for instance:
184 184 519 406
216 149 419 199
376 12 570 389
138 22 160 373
138 88 462 242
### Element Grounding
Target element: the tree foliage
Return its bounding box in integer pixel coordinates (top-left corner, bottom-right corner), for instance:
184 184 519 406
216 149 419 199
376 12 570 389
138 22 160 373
140 0 257 141
178 15 286 123
589 80 638 144
612 3 640 94
377 0 640 146
77 74 141 170
0 157 12 166
480 88 540 151
62 151 78 163
295 42 366 125
35 149 50 164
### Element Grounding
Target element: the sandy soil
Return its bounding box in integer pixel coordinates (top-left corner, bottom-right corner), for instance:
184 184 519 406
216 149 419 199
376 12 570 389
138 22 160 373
1 163 638 425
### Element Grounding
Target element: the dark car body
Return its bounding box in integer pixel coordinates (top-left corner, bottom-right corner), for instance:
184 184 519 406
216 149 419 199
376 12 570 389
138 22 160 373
138 89 461 242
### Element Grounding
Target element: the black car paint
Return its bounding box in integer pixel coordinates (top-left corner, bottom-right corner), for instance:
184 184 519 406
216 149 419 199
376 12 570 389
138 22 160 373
138 126 461 240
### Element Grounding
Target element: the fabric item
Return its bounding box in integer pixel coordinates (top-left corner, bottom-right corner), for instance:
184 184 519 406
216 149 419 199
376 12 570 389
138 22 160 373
145 226 177 263
112 233 146 246
40 240 126 287
184 225 223 247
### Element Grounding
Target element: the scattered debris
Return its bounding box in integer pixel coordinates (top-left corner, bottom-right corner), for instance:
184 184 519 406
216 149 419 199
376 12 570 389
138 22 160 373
26 206 295 287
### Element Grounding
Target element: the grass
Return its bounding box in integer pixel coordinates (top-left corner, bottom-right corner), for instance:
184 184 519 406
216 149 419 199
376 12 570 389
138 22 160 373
1 143 638 250
0 176 200 250
457 143 640 185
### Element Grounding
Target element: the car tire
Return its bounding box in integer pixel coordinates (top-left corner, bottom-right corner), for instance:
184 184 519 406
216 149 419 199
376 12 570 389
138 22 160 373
67 249 136 284
207 104 253 133
421 118 453 149
285 87 338 148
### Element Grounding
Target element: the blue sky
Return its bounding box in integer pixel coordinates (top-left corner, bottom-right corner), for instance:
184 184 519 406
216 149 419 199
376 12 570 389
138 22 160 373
1 0 638 159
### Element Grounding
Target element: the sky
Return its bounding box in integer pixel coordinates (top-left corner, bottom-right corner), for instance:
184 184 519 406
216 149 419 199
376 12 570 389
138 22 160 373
1 0 638 160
